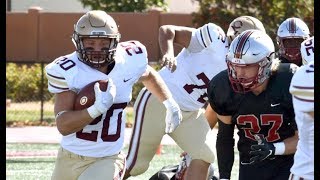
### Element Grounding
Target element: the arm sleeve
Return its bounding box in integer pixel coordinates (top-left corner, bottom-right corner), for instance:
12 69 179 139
216 119 235 179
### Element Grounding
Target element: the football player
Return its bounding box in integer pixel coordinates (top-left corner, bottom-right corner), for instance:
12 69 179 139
276 17 310 66
206 30 299 180
125 16 266 180
289 36 314 180
45 10 182 180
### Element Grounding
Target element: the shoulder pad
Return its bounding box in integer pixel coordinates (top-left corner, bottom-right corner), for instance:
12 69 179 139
289 62 314 101
45 56 78 93
207 70 236 115
195 23 227 48
117 41 148 75
300 36 314 65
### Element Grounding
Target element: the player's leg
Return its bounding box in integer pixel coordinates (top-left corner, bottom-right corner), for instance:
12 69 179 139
51 147 94 180
78 153 126 180
125 88 166 178
170 109 216 180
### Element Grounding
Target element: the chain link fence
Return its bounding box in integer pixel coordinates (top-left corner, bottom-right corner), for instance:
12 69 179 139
6 62 55 126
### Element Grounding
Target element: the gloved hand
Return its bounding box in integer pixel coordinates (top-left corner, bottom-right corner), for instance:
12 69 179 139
249 134 275 164
161 54 177 73
87 79 116 119
163 98 182 133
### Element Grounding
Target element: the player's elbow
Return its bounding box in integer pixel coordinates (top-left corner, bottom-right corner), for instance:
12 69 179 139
56 119 73 136
159 25 175 39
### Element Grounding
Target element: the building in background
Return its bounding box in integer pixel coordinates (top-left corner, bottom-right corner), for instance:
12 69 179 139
7 0 199 13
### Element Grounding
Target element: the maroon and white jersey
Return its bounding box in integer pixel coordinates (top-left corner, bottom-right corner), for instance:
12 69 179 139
289 60 314 179
45 41 148 157
300 36 314 65
159 23 228 111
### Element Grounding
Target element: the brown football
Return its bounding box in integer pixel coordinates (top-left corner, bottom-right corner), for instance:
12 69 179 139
74 80 109 110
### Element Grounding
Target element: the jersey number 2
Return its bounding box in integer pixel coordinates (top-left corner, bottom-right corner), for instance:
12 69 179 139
237 114 283 142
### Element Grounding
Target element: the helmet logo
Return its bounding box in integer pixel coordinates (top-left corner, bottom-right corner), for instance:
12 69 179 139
91 31 107 35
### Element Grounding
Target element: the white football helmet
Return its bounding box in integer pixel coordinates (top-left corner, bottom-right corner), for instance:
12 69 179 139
227 16 266 44
72 10 121 68
277 17 310 65
300 36 314 65
226 30 275 93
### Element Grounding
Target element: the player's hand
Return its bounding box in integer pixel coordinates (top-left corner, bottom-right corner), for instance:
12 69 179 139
163 98 182 133
161 54 177 73
87 79 116 119
249 134 275 164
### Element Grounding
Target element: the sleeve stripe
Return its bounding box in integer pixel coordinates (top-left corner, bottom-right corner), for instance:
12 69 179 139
46 72 65 80
199 29 207 48
206 25 213 42
46 74 68 88
292 85 314 90
49 82 69 90
293 95 314 103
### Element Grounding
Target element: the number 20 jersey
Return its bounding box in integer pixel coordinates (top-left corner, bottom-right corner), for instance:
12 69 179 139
45 41 148 157
159 23 228 111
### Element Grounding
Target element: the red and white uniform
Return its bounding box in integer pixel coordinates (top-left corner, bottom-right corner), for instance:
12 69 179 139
289 60 314 179
45 41 148 157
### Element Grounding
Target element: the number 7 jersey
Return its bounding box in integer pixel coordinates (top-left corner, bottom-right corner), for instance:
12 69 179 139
159 23 228 111
45 41 148 157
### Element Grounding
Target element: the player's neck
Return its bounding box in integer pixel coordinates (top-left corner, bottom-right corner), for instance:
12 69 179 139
251 79 269 96
97 66 108 74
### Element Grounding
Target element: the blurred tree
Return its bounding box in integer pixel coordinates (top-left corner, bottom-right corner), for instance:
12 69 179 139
77 0 168 12
192 0 314 47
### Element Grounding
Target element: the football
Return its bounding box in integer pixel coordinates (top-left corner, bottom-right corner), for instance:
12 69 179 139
74 80 109 110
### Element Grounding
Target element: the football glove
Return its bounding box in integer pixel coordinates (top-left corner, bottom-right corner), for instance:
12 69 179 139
163 98 182 133
249 134 275 164
87 79 116 119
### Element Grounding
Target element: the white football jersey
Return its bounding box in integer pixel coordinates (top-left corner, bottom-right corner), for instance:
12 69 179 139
159 23 228 111
45 41 148 157
289 61 314 179
300 36 314 65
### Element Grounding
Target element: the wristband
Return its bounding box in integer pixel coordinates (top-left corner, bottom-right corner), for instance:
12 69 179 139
162 98 176 109
55 110 67 119
273 142 285 155
87 105 101 119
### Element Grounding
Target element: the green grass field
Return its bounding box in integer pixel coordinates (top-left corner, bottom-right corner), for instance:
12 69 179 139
6 143 240 179
6 143 182 180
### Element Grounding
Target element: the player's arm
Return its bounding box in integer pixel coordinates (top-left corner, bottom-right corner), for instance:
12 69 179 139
216 114 235 180
282 130 299 154
205 103 218 129
139 65 182 133
158 25 195 72
54 80 115 136
53 90 94 135
139 65 171 102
